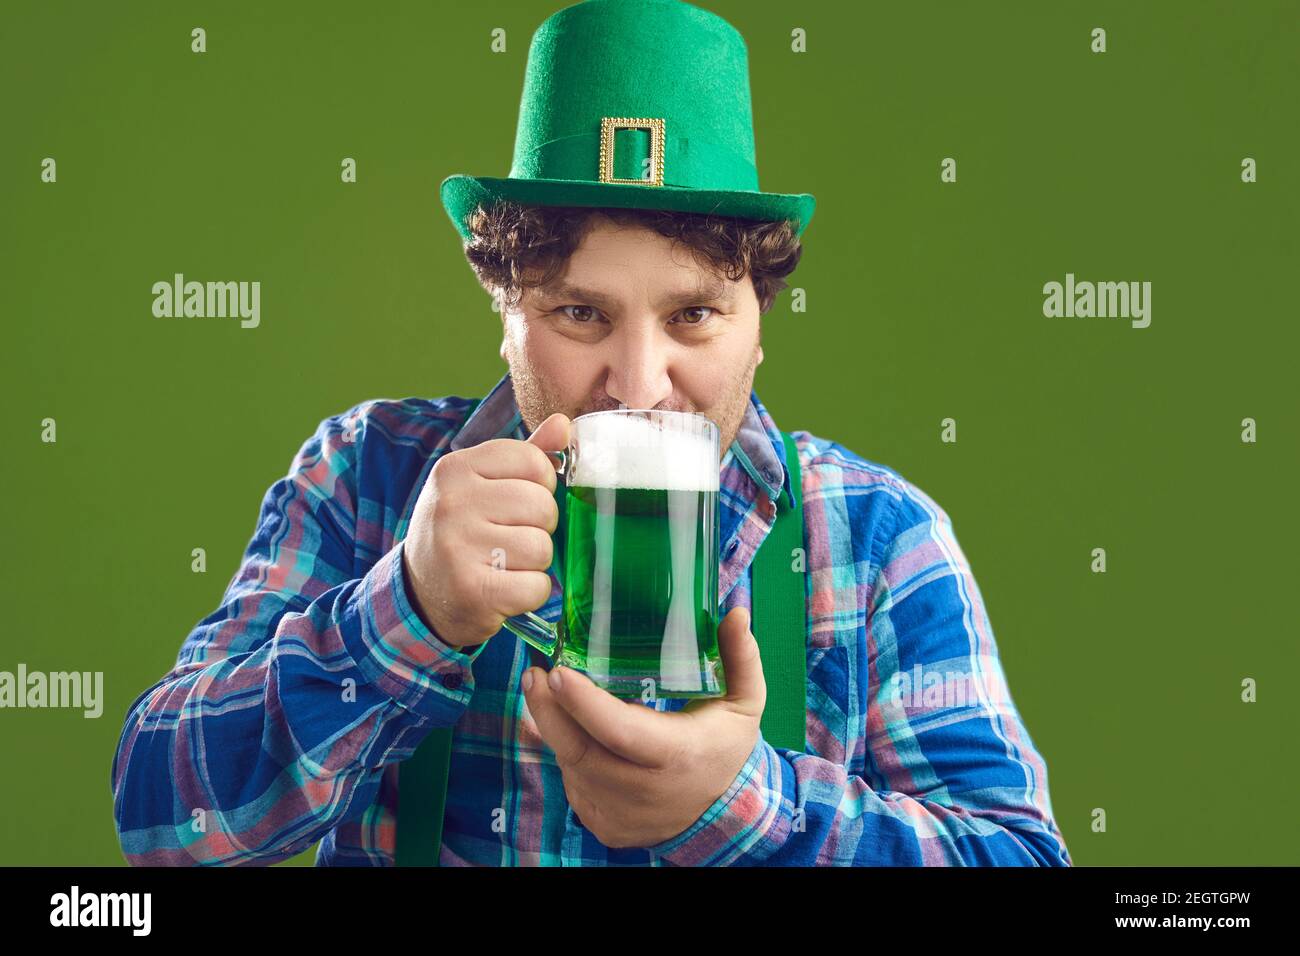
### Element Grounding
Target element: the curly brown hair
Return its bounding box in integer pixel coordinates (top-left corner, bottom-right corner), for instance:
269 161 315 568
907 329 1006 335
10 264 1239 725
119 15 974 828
460 201 804 316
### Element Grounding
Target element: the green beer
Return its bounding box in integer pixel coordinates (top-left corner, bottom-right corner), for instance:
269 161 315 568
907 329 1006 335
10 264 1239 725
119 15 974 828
559 483 722 698
502 408 724 699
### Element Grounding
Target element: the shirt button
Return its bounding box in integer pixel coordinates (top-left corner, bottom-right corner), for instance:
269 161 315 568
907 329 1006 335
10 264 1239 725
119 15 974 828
726 539 739 556
442 672 463 690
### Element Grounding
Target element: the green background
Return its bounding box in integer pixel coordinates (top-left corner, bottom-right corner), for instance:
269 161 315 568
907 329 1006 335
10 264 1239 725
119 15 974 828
1 0 1295 866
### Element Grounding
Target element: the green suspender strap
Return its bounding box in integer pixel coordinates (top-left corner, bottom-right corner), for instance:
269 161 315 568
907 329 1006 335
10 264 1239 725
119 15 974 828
749 432 808 752
395 715 454 866
396 423 807 865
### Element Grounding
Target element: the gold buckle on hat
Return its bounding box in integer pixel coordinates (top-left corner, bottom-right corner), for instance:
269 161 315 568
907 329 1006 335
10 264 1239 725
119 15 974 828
599 117 665 186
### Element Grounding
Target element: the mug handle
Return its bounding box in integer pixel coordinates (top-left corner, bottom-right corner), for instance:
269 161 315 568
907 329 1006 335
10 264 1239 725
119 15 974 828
501 447 568 664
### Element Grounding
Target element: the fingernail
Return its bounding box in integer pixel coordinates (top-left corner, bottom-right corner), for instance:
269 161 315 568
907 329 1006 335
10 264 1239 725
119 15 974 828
522 669 534 692
548 666 563 691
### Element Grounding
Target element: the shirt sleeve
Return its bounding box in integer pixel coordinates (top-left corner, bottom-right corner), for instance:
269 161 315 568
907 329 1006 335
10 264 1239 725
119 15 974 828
643 483 1073 866
109 403 487 865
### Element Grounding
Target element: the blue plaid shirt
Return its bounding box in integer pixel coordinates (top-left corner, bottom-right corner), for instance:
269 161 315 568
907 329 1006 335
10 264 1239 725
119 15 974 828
111 371 1072 865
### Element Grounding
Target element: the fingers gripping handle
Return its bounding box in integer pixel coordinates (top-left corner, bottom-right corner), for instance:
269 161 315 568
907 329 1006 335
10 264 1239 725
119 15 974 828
502 444 568 662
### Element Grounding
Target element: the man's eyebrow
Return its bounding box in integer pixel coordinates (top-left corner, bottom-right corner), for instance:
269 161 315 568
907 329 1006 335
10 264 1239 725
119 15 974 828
533 278 735 311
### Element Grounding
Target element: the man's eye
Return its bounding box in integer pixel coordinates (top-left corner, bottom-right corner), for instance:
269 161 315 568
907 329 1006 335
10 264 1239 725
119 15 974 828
676 306 715 325
557 305 600 323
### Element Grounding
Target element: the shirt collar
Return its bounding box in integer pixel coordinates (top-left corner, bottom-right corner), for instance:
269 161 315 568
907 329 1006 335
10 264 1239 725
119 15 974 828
449 371 791 507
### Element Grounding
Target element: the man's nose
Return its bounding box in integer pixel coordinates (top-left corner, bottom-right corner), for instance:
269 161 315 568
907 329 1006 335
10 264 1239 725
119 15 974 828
603 325 675 410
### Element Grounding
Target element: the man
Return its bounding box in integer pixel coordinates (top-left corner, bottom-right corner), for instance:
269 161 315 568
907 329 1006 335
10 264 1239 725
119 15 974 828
111 0 1071 866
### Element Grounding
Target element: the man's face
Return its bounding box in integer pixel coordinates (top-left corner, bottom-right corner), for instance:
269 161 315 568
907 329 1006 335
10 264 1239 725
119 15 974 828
499 214 764 461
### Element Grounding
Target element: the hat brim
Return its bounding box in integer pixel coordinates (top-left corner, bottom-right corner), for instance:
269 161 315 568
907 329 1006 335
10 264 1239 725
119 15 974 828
439 174 815 243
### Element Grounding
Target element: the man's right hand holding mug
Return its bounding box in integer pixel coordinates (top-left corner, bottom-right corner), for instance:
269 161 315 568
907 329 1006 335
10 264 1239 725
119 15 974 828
400 412 571 649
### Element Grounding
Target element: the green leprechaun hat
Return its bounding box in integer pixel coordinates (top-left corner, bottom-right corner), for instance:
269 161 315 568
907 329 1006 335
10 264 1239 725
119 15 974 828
439 0 816 242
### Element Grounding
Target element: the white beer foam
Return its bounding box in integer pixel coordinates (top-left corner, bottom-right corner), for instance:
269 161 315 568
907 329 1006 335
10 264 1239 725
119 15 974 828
570 413 718 491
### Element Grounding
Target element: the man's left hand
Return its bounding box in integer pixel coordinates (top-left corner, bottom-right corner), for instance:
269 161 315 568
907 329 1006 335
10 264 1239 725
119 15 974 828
522 605 765 850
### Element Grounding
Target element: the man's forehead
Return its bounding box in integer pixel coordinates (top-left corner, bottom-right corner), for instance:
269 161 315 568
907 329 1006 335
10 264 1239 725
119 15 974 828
531 274 736 309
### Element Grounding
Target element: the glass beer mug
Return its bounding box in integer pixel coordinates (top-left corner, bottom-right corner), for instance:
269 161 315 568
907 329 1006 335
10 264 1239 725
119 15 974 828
502 409 725 700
